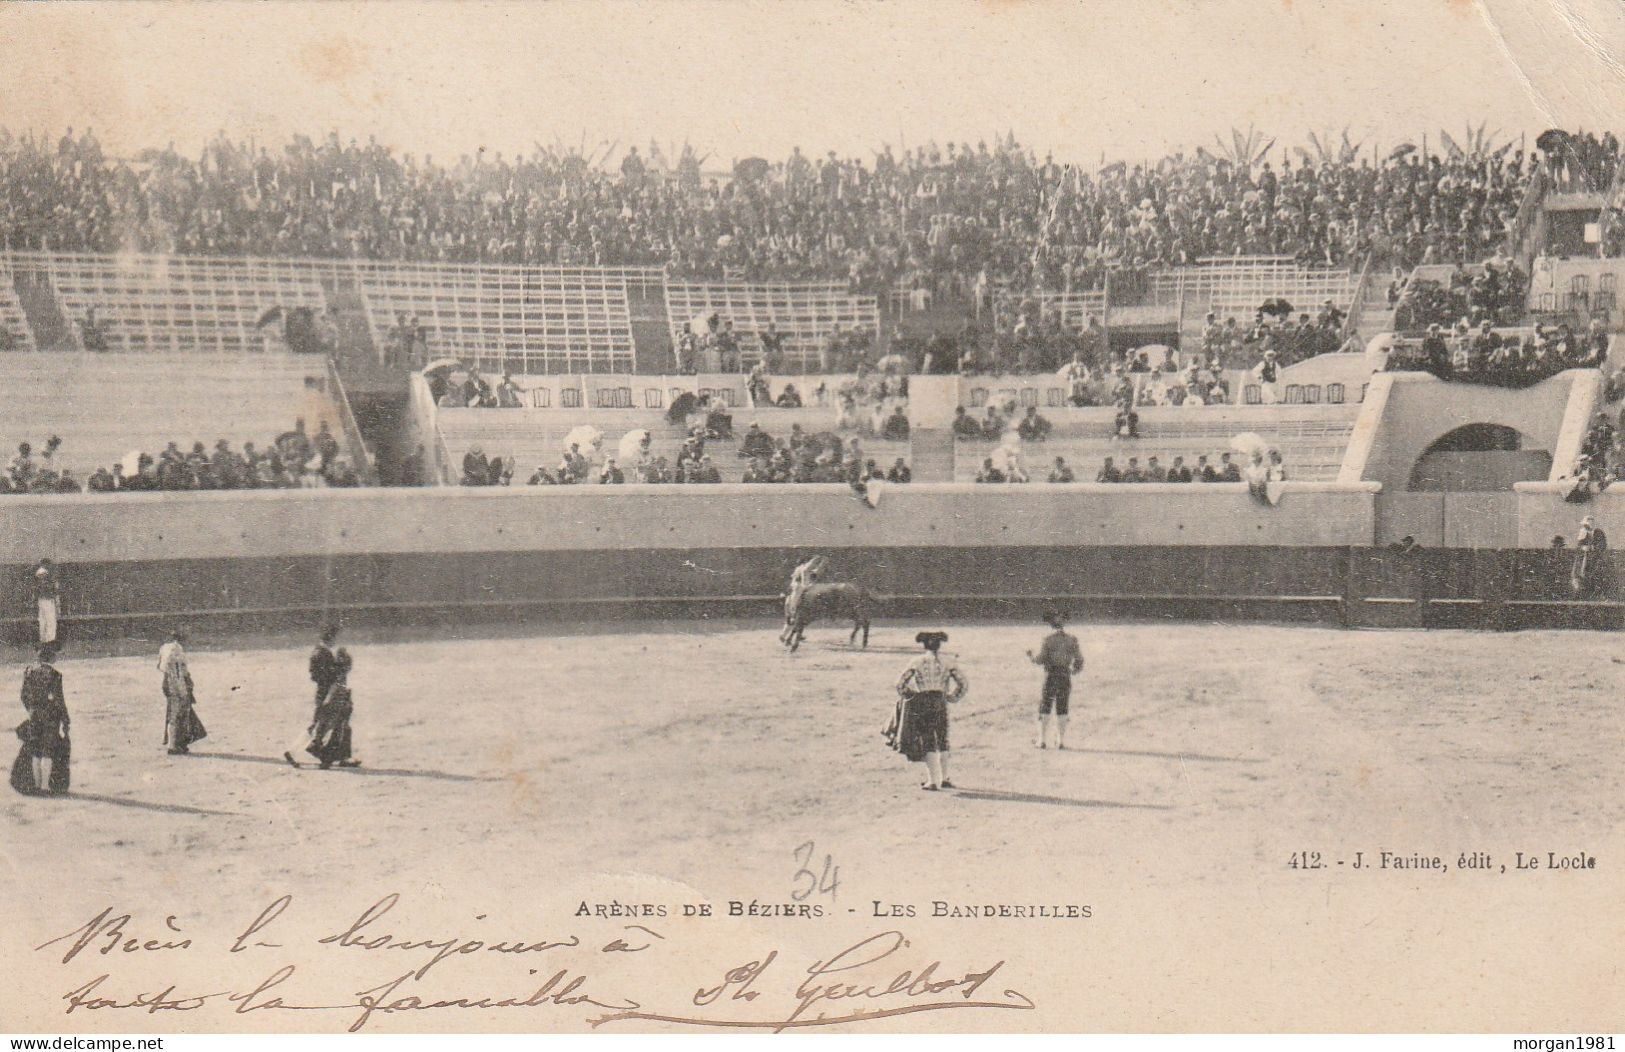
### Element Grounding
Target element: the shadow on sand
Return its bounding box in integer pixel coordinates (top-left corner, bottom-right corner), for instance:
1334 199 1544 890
1074 748 1261 764
62 792 237 817
188 751 494 783
950 787 1170 810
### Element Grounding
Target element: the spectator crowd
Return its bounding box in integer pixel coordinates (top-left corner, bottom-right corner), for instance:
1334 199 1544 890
4 124 1611 297
2 418 362 494
1390 256 1529 332
1387 317 1609 387
458 418 913 489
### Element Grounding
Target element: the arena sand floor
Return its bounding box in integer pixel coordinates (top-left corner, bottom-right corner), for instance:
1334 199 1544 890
2 618 1621 1032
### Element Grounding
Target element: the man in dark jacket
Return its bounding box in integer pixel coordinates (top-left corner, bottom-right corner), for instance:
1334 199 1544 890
12 643 70 795
287 626 343 767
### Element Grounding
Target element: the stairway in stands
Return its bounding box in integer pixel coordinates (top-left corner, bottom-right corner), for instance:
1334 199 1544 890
627 282 674 374
1354 301 1395 342
9 263 74 350
317 272 402 393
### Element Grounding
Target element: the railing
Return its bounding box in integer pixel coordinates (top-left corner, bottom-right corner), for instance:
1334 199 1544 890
324 356 377 486
1342 253 1374 343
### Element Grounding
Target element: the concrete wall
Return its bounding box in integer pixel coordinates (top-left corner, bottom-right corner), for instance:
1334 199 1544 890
1409 451 1553 492
5 484 1620 636
1373 493 1522 548
0 482 1379 567
0 484 1375 634
1516 482 1625 548
1355 372 1580 495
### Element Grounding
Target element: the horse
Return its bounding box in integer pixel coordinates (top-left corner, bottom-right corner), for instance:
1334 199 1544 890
779 555 831 644
783 582 875 652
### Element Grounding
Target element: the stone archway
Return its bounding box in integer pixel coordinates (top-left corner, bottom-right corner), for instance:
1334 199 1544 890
1407 423 1552 491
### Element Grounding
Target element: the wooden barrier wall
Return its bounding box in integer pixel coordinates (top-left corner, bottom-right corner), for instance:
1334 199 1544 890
0 484 1616 638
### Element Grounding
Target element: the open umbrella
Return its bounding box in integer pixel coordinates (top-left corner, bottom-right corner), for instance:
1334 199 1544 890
618 429 652 463
1387 143 1417 162
421 357 463 376
1535 129 1571 154
1229 432 1270 458
875 353 912 375
733 157 771 183
563 425 603 456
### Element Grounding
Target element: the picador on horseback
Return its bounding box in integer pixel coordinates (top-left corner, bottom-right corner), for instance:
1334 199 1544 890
780 555 877 652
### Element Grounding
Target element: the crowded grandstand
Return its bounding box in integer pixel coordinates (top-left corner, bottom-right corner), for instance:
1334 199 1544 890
1 124 1621 505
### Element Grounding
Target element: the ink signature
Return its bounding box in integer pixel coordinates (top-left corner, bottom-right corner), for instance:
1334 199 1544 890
35 897 1034 1032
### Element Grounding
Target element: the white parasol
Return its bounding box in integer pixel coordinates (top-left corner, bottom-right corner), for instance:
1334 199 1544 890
563 425 604 456
1229 432 1271 458
617 429 652 463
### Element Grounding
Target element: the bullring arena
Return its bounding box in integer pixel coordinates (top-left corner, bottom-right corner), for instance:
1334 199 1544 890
4 114 1625 1030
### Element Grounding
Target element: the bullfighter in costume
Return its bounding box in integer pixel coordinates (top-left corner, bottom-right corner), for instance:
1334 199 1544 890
158 629 207 755
1027 611 1084 749
887 631 969 791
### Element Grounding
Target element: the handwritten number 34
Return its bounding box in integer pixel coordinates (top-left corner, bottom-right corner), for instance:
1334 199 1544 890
792 841 840 902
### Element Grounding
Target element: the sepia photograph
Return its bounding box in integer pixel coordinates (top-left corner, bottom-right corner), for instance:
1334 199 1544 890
0 0 1622 1039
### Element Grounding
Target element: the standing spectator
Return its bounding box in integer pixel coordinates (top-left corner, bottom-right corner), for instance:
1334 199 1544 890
759 323 785 371
286 626 343 768
1254 349 1282 404
677 323 700 374
10 643 70 796
1571 515 1609 597
303 651 360 770
717 320 741 373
